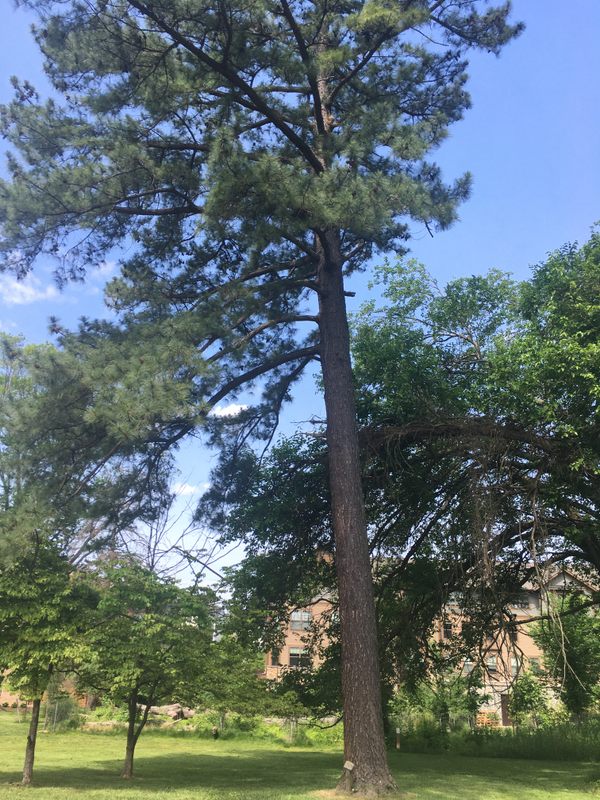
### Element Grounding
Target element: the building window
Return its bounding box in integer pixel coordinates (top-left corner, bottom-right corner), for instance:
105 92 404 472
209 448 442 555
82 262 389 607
486 655 498 673
442 621 453 639
511 657 520 677
270 650 280 667
289 647 311 668
290 610 312 631
463 659 474 674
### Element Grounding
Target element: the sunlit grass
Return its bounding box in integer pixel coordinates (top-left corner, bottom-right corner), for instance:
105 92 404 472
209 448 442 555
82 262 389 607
0 712 596 799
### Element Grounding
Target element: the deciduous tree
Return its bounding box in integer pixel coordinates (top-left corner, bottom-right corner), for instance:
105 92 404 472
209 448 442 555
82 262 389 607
203 232 600 708
0 335 173 784
508 670 547 728
78 559 213 779
0 541 93 785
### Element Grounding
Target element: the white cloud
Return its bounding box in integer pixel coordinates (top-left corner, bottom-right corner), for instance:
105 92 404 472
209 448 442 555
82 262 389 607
173 481 211 497
173 482 200 496
97 260 117 275
0 274 58 305
209 403 249 418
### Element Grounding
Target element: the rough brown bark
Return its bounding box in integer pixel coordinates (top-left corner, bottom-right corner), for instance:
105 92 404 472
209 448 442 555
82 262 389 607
317 229 396 795
22 697 41 786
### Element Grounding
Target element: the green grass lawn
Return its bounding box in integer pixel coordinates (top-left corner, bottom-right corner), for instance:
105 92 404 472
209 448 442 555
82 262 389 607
0 713 597 799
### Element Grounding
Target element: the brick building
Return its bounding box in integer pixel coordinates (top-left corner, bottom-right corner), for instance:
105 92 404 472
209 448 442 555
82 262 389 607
263 567 594 726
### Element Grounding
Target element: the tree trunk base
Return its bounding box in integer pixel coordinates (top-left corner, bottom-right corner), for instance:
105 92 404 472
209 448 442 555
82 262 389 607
122 748 134 779
121 751 134 780
22 698 41 787
336 764 398 797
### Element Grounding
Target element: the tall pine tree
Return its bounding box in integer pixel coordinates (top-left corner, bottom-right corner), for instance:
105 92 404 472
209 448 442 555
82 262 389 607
0 1 521 791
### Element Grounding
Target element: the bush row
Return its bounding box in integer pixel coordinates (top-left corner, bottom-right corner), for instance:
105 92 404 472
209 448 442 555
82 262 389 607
392 716 600 761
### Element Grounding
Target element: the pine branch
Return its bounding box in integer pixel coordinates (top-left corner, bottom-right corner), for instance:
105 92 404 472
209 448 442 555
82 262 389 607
126 0 325 174
206 344 320 409
278 0 326 136
206 315 319 363
361 419 557 454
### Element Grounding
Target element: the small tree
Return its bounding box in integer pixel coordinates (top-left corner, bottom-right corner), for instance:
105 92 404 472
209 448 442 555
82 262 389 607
532 593 600 720
196 635 270 726
0 539 93 784
78 559 213 779
508 671 547 729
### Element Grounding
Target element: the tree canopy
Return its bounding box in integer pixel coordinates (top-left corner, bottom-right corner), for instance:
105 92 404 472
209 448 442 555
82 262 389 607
77 558 214 779
201 231 600 693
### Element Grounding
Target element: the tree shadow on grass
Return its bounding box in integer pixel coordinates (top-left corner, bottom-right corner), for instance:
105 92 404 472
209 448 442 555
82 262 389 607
0 749 343 796
0 749 595 798
388 751 596 800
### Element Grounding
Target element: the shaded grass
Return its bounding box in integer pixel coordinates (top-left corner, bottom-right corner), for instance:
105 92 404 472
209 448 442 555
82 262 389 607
0 712 597 799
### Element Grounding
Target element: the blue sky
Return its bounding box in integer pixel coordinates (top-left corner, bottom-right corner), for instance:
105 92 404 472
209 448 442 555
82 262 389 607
0 1 599 565
404 2 600 286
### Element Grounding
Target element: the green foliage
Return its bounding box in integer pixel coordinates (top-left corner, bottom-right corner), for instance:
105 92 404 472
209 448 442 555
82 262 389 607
532 593 600 718
83 706 344 748
508 671 548 728
0 332 174 563
389 662 485 739
0 1 521 275
0 0 521 454
78 558 213 710
86 703 131 725
0 539 94 701
201 231 600 705
195 636 274 718
398 719 600 762
41 693 81 732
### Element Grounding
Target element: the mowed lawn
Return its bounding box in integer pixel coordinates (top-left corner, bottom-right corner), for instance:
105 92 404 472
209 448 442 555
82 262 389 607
0 714 597 800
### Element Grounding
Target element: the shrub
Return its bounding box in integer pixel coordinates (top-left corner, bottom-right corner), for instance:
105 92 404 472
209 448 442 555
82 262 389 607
42 694 81 730
304 723 344 748
87 703 130 723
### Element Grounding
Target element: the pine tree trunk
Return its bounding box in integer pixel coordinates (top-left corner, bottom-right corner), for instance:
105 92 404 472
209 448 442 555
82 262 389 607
22 697 41 786
317 229 396 795
122 693 138 779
